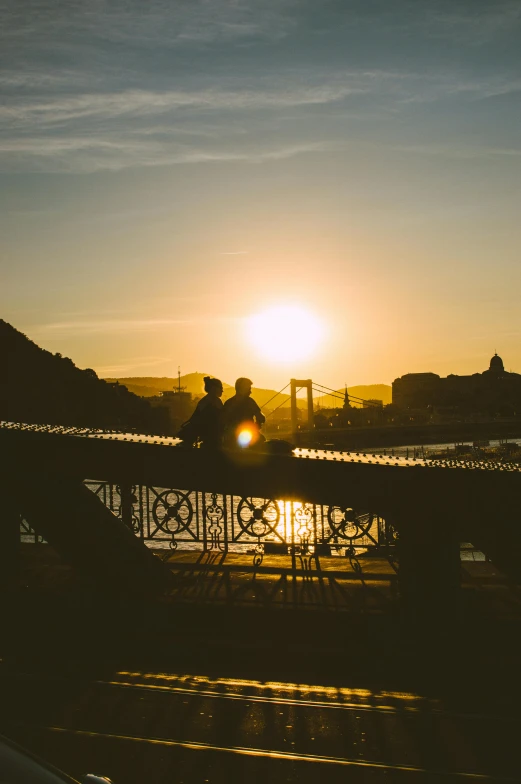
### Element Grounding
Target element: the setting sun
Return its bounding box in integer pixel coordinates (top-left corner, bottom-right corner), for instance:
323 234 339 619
246 305 326 363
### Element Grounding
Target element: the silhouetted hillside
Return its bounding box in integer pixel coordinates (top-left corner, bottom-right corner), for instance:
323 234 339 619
1 320 160 430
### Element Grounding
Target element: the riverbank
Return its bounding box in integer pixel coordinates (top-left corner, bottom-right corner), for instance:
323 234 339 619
274 419 521 451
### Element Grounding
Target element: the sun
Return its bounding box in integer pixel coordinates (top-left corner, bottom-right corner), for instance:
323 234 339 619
246 304 325 363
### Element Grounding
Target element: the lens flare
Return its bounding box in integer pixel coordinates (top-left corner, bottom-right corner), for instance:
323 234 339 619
237 429 253 448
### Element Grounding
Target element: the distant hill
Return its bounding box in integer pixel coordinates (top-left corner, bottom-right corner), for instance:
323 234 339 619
1 320 159 430
104 373 300 408
315 384 392 408
105 374 392 409
103 374 233 398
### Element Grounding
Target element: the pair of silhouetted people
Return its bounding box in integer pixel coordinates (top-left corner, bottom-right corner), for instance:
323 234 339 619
178 376 265 449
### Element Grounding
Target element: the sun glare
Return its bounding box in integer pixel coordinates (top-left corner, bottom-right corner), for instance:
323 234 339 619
247 305 325 363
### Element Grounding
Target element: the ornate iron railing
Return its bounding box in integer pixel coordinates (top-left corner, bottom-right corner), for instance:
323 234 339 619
20 480 398 569
8 421 521 605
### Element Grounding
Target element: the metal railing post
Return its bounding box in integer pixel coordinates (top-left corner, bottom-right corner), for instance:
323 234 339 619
0 481 20 589
120 483 134 532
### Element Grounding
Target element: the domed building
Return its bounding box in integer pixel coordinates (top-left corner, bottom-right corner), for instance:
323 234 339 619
392 354 521 416
483 353 505 375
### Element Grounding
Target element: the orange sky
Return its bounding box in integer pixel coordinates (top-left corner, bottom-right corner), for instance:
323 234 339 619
2 1 520 388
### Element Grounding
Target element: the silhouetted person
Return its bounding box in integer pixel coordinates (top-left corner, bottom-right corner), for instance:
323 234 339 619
178 376 223 448
222 377 265 448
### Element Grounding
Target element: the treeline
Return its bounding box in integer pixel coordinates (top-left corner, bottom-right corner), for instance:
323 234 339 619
0 320 165 432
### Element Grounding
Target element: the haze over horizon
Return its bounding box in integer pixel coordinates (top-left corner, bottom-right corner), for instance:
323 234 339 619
2 1 520 389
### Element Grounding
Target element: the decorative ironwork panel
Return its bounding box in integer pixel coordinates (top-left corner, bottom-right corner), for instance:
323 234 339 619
116 484 142 535
203 492 227 552
235 497 281 541
150 488 196 550
14 481 397 564
232 497 282 566
326 507 379 550
293 503 315 546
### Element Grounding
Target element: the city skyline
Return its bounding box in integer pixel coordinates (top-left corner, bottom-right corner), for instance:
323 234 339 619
2 1 521 389
5 315 516 394
101 349 517 392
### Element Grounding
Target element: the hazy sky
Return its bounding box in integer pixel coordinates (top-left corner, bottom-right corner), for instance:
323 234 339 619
2 0 520 388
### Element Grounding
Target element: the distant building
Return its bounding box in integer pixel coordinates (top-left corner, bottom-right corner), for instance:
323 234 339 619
148 389 194 435
392 354 521 416
392 373 442 409
159 390 192 402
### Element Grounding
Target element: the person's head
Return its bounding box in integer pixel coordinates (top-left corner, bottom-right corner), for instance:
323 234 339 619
235 377 252 396
204 376 223 397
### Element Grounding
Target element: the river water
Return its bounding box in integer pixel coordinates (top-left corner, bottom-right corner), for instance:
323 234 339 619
363 437 521 458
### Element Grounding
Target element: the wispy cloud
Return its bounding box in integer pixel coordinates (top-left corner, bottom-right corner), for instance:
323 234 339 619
0 0 296 51
418 2 521 45
393 143 521 160
396 74 521 104
4 71 518 130
0 137 335 173
0 70 356 171
1 1 520 174
32 310 243 338
2 66 519 174
33 318 192 337
95 356 173 376
1 85 362 127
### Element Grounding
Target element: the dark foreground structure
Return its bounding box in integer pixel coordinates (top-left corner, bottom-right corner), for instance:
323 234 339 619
2 421 521 603
1 421 521 782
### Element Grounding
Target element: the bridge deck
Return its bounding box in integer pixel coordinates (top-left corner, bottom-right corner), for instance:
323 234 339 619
3 420 521 471
3 420 521 605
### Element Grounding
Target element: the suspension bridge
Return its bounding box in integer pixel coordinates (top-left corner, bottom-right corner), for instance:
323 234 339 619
261 378 382 436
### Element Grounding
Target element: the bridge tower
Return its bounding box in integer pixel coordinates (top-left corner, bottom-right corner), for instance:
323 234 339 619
290 379 314 439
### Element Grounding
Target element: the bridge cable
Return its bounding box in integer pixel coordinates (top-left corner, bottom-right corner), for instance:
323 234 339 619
312 388 345 405
261 382 291 411
312 381 381 408
312 386 344 401
313 381 366 402
264 388 302 418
